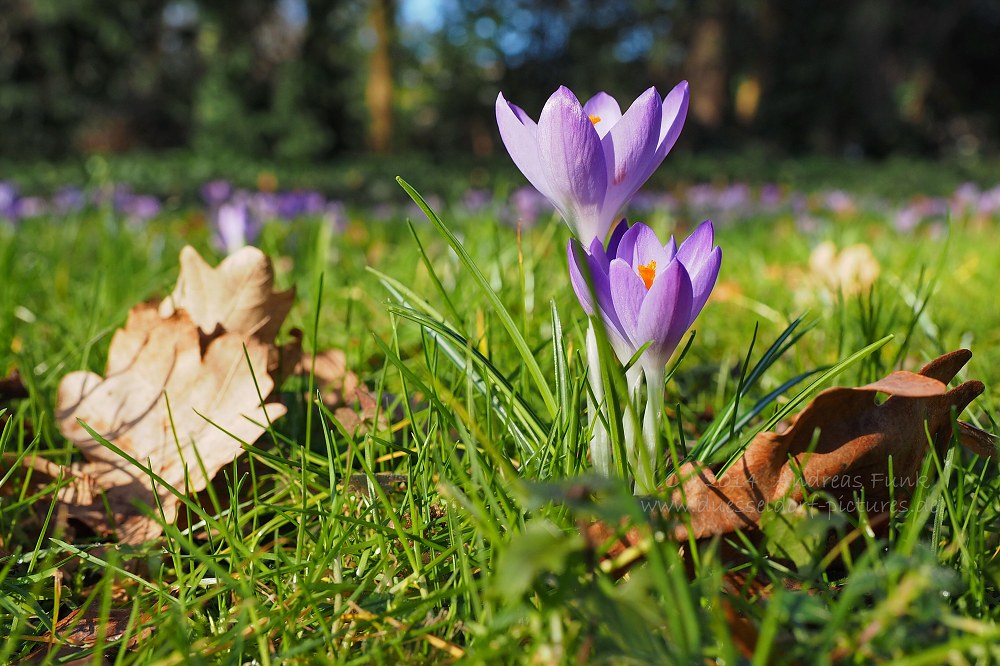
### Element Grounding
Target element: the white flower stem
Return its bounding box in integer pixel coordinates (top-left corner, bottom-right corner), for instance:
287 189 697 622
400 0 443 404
622 364 644 484
585 323 611 476
634 367 664 495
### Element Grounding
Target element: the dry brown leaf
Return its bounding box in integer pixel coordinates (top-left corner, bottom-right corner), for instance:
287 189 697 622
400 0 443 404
16 606 153 665
159 244 294 345
54 304 285 543
584 350 996 568
282 345 385 434
808 241 881 296
1 369 29 401
668 349 995 541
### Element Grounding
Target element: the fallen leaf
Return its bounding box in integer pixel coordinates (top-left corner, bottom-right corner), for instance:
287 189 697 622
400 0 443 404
16 606 152 665
0 369 28 401
283 345 385 434
54 304 285 543
668 349 994 540
159 245 294 345
582 350 996 570
808 241 880 296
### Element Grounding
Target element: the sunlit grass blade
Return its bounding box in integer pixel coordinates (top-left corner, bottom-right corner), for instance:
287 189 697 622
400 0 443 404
397 176 558 417
716 334 894 473
692 315 814 461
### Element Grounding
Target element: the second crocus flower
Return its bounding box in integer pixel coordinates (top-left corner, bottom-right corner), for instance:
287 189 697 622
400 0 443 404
569 219 721 492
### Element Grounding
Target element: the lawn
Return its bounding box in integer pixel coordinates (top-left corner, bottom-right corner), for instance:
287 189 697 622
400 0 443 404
1 166 999 664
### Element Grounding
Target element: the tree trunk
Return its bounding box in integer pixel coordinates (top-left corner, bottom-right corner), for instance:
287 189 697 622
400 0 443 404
365 0 395 153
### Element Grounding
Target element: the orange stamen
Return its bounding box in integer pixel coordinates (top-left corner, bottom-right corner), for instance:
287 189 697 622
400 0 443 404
589 114 601 125
638 261 656 290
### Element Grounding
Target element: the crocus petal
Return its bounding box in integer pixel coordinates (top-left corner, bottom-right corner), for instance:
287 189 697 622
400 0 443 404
614 222 643 264
606 219 629 256
583 92 623 138
496 93 554 202
636 259 694 369
616 222 674 271
537 86 609 241
665 235 678 260
675 219 715 267
608 258 647 347
619 222 673 271
687 245 721 322
587 236 611 274
676 220 722 318
568 240 598 317
655 80 690 160
599 88 663 221
569 241 632 355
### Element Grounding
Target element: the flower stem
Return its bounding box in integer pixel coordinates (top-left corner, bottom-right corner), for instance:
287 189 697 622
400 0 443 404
585 323 611 476
634 367 664 495
622 364 644 489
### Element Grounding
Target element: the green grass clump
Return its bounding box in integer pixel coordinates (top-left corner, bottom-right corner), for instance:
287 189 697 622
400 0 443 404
1 175 998 664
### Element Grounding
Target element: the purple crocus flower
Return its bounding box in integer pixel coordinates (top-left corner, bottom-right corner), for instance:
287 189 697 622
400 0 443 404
496 82 690 242
0 181 19 221
212 201 261 254
52 186 87 215
568 219 721 377
14 196 47 219
276 190 326 220
106 186 160 224
570 219 720 492
118 194 162 225
324 200 348 233
201 180 234 208
462 188 492 214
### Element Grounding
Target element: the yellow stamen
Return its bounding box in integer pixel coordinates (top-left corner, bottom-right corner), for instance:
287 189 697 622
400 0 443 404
589 114 601 125
638 261 656 290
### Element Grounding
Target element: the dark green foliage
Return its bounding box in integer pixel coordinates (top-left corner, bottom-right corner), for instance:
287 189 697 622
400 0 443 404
2 1 1000 161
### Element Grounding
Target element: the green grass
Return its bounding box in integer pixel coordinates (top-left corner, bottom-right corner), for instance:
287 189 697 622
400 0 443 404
1 175 998 664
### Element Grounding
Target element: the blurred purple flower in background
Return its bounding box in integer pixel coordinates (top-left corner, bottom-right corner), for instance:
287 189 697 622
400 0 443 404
496 82 690 241
686 183 752 218
201 180 234 209
117 193 162 224
507 185 553 228
324 201 348 232
247 191 279 222
52 187 87 215
462 188 492 214
977 184 1000 217
212 201 261 254
758 183 784 210
894 196 948 233
14 196 47 219
822 189 856 216
952 182 980 217
276 190 326 220
0 181 19 222
630 191 678 216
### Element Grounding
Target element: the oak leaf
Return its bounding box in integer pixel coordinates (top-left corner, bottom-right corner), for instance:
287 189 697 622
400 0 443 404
669 349 994 540
285 345 385 433
16 606 153 665
585 350 996 559
54 304 285 543
159 245 294 345
808 241 881 297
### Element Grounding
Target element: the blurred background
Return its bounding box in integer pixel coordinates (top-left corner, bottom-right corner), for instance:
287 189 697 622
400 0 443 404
2 0 999 196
